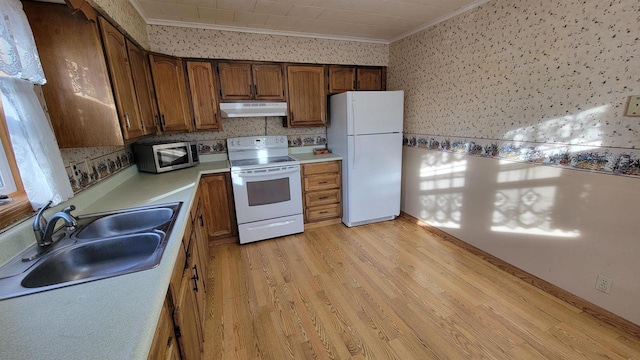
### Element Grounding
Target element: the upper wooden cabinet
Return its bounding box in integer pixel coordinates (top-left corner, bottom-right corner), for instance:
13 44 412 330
357 67 384 91
98 17 145 140
217 61 285 101
186 61 221 131
149 54 193 133
126 40 159 135
23 2 125 148
328 67 356 94
328 66 385 94
286 65 327 128
252 64 285 100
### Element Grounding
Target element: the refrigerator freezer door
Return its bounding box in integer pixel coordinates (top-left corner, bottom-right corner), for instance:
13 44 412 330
344 132 402 226
348 91 404 135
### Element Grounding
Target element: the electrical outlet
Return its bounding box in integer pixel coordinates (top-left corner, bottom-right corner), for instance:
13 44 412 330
626 95 640 116
595 274 613 294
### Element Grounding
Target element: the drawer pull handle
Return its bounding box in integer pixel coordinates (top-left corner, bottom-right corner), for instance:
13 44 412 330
319 211 328 214
318 196 329 200
318 181 328 184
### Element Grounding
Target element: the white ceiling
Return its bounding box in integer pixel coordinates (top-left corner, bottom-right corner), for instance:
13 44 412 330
132 0 488 43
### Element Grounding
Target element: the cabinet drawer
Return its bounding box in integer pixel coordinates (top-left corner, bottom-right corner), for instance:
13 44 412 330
303 161 340 176
304 174 340 191
306 203 341 222
305 189 341 207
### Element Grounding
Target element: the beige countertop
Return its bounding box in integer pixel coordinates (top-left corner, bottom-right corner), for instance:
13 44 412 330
0 161 229 360
290 152 342 164
0 153 340 359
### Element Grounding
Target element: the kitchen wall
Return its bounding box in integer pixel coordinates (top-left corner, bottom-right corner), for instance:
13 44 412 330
90 0 149 49
389 0 640 325
147 25 389 66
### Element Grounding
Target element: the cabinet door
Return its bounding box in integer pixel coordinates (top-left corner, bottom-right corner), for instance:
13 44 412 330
174 264 204 360
195 200 209 286
127 40 159 135
356 68 383 91
98 17 144 139
217 62 252 100
149 54 192 132
328 66 356 94
187 236 206 335
286 65 326 127
252 64 285 100
147 296 175 360
200 174 237 239
23 2 124 148
186 61 221 131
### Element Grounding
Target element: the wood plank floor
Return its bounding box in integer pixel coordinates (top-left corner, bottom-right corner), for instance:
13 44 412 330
204 216 640 359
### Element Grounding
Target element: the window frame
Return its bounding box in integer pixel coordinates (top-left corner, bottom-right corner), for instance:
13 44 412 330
0 96 32 230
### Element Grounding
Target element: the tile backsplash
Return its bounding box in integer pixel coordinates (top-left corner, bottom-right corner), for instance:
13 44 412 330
60 146 134 193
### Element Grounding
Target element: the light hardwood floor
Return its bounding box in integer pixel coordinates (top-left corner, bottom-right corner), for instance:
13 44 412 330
204 216 640 359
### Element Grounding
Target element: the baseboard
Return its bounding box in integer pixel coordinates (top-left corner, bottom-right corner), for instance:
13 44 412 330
400 212 640 338
208 236 238 246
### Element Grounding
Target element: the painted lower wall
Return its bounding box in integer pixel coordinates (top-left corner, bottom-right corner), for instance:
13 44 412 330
402 146 640 325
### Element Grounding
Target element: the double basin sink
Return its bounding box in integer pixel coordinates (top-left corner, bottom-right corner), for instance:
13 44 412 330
0 202 182 300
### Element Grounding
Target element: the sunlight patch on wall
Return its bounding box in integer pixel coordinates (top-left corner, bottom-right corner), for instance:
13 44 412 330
491 186 580 239
504 105 608 147
417 152 466 229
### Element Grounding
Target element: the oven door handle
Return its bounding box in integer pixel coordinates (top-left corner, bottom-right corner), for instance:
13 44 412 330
233 166 299 178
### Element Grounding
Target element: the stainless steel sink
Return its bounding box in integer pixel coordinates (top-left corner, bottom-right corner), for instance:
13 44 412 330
21 233 162 288
75 207 174 239
0 202 182 300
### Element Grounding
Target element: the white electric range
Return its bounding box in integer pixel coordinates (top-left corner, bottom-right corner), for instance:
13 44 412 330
227 136 303 244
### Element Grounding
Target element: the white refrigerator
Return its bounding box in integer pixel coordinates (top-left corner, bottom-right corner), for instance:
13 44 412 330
327 91 404 227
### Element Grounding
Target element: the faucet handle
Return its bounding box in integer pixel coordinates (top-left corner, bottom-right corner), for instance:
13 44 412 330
62 205 76 215
62 205 78 229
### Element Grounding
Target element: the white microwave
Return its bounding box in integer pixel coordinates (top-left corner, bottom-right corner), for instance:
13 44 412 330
133 142 199 173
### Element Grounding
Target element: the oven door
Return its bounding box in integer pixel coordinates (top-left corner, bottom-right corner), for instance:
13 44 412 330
231 165 302 225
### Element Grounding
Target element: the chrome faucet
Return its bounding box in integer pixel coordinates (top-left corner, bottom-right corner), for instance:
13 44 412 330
33 201 78 247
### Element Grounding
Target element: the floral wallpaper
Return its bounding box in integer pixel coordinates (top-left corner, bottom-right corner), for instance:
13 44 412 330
389 0 639 153
148 25 388 66
91 0 149 49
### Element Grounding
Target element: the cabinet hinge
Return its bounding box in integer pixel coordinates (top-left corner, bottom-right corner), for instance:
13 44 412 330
174 325 181 338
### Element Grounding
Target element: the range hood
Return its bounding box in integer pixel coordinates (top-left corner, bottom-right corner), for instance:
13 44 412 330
220 102 287 118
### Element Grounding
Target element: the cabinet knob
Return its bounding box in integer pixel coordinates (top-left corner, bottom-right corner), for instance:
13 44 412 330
125 113 131 129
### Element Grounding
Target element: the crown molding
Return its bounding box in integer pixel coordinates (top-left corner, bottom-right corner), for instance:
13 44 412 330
129 0 149 23
146 19 391 44
390 0 490 43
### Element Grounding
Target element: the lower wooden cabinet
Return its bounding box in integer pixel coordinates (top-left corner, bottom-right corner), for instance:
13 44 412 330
148 295 180 360
150 188 209 360
200 173 237 240
301 161 342 224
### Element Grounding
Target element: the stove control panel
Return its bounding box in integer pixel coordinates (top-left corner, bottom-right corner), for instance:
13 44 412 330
228 136 288 151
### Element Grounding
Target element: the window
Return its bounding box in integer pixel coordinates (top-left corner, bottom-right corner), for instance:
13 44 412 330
0 98 31 229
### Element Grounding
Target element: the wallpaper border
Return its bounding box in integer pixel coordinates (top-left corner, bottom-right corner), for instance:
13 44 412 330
403 133 640 178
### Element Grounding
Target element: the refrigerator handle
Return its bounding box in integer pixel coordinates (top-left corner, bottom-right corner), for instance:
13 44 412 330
353 136 357 169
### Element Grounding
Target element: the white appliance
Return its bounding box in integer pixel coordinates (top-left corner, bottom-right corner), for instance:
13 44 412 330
227 136 304 244
327 91 404 227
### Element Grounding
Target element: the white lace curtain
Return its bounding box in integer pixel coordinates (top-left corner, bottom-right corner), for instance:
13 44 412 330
0 0 73 209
